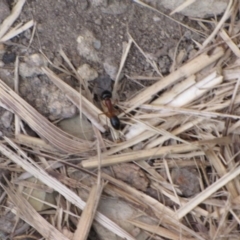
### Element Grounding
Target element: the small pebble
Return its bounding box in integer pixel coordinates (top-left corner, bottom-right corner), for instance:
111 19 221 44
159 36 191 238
171 168 200 197
76 29 100 62
93 39 101 50
158 55 171 74
80 0 89 10
103 57 118 80
77 64 98 81
153 16 161 22
94 18 102 25
19 62 41 78
23 29 32 40
1 111 13 128
19 54 48 78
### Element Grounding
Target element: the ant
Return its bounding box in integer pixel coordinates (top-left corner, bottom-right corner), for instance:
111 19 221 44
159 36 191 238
101 90 121 130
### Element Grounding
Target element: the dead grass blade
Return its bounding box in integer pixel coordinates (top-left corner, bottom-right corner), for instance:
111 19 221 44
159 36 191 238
141 104 240 120
205 149 238 197
82 137 231 168
220 29 240 58
154 75 196 105
102 173 205 240
125 47 224 110
0 138 136 240
1 182 70 240
132 0 204 36
58 48 92 101
170 0 196 15
14 56 20 136
41 67 107 132
0 0 26 39
0 78 91 154
112 38 133 99
129 220 196 240
176 164 240 219
15 134 58 152
0 20 34 42
201 0 233 48
73 184 103 240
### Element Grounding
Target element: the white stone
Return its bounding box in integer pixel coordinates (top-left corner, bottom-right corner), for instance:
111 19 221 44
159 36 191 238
146 0 229 18
19 54 48 78
1 111 13 128
77 64 98 81
77 29 100 63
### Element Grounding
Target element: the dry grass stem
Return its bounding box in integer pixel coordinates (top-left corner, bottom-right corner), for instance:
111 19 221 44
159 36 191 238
170 0 196 15
153 75 196 105
0 20 34 42
176 164 240 219
82 137 231 168
58 49 92 101
201 0 233 48
0 0 26 39
1 183 70 240
73 184 103 240
145 118 203 149
125 47 224 110
15 134 58 152
0 78 91 153
168 76 223 107
205 149 238 197
102 173 205 240
124 48 224 139
141 104 240 120
129 220 196 240
128 32 161 76
113 38 133 99
41 67 107 132
132 0 204 36
0 138 136 240
224 68 240 80
98 118 202 157
14 56 20 136
220 29 240 58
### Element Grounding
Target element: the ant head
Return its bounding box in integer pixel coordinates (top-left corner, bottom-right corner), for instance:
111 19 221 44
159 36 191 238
101 90 112 100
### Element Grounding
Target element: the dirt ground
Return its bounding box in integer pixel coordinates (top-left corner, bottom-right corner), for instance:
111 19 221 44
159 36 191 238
0 0 207 239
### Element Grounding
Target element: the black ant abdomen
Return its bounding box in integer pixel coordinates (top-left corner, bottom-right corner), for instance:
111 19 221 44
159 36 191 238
110 115 121 130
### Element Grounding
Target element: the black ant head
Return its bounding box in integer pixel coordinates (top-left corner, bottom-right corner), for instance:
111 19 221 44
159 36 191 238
101 90 112 100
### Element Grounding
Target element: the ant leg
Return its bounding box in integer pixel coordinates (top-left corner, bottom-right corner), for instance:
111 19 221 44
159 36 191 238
98 112 109 127
98 112 106 121
112 98 118 106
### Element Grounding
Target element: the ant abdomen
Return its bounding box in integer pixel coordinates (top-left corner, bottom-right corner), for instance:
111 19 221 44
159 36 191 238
110 115 121 130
